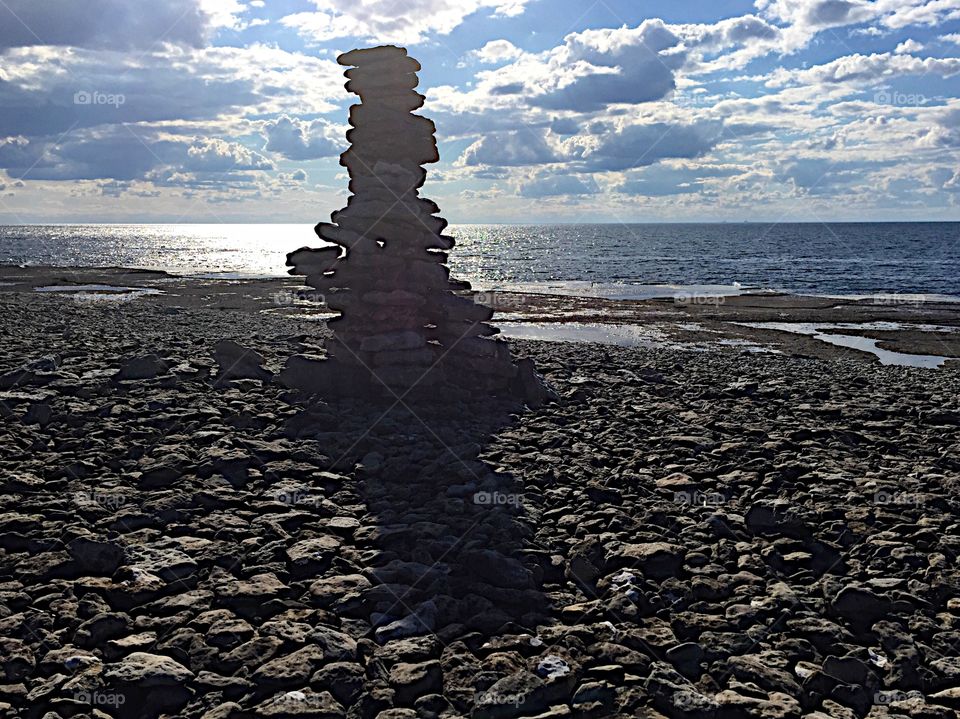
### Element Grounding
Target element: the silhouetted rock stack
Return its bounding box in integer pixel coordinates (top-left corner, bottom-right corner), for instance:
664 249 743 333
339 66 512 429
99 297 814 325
282 45 552 406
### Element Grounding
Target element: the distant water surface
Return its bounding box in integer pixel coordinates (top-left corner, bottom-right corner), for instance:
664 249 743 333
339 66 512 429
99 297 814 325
1 222 957 298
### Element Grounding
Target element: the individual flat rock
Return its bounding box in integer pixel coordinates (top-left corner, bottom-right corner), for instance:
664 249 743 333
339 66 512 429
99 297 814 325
830 585 892 629
252 646 330 688
213 339 272 382
115 354 169 381
67 536 124 575
608 542 685 579
388 660 443 704
253 689 346 717
103 651 194 686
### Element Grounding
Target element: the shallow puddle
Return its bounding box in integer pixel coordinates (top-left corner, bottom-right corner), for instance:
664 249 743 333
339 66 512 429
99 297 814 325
734 322 953 369
498 321 669 347
34 284 164 301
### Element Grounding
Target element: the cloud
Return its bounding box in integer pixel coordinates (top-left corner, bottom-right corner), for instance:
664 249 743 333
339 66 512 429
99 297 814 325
0 44 343 138
943 168 960 191
527 21 685 111
0 128 271 184
460 129 561 166
616 164 741 196
199 0 255 31
757 0 960 51
0 132 176 181
917 106 960 147
580 121 726 172
0 0 212 50
774 157 868 194
261 115 340 160
766 52 960 87
469 39 523 64
550 117 580 135
894 38 924 53
185 137 272 171
519 173 599 197
281 0 531 45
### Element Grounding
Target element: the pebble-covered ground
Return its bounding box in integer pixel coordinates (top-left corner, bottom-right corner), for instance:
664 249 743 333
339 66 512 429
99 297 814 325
2 290 960 719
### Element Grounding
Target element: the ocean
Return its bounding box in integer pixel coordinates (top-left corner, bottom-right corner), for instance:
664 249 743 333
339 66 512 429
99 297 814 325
1 222 958 299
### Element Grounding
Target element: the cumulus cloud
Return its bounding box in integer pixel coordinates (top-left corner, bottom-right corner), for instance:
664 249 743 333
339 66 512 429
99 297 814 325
0 128 271 184
616 164 741 196
673 14 783 72
765 52 960 87
469 39 523 64
528 21 685 111
580 121 726 172
757 0 960 51
261 115 340 160
895 38 924 53
460 129 561 166
281 0 531 45
519 173 599 197
186 137 272 171
774 157 869 194
0 0 216 50
0 44 342 139
550 117 580 136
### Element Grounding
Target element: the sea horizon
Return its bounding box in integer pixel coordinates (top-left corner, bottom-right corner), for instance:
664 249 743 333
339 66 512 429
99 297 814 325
2 221 958 299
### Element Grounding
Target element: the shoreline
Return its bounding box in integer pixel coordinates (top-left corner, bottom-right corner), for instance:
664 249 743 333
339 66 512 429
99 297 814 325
2 264 959 368
2 272 959 718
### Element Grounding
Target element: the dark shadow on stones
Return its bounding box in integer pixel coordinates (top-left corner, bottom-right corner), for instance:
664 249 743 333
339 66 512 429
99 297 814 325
289 390 552 644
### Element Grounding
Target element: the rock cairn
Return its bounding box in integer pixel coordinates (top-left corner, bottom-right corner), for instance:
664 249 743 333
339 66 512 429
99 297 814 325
282 45 551 405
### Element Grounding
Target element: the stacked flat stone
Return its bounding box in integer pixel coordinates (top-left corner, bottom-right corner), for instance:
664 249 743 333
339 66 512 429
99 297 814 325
283 45 547 403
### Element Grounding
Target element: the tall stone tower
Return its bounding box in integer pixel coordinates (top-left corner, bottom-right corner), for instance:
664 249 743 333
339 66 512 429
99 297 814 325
281 45 551 407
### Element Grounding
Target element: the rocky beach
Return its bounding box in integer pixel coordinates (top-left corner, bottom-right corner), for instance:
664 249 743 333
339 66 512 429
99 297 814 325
1 267 959 719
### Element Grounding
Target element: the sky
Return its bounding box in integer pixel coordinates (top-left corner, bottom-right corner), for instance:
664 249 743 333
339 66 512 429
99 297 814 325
0 0 959 223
